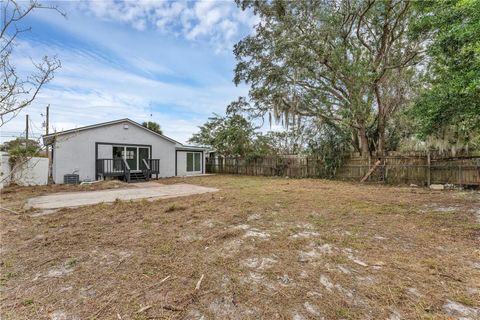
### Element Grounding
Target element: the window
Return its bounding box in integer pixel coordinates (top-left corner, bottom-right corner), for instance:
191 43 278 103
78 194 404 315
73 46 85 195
194 153 201 171
111 145 150 171
186 152 201 172
123 150 135 160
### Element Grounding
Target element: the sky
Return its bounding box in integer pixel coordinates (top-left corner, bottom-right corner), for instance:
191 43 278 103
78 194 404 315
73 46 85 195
2 0 259 144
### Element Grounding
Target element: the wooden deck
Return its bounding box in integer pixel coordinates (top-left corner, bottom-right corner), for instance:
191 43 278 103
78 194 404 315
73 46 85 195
96 158 160 182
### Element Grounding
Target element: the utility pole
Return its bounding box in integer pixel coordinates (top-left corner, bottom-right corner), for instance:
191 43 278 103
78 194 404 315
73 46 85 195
46 105 49 135
45 105 53 183
25 114 29 148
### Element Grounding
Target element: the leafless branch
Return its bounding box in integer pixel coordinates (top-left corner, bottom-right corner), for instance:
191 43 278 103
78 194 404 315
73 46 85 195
0 0 64 127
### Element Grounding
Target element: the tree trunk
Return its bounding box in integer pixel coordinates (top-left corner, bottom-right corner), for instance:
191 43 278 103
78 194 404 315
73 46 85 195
351 131 360 153
377 115 386 157
375 85 386 157
357 125 369 156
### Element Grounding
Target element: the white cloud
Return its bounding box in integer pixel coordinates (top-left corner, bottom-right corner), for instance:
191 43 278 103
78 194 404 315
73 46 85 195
0 1 259 144
2 38 249 144
80 0 258 51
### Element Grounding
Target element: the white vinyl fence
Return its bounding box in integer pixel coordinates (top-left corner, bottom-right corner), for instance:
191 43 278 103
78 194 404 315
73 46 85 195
0 152 48 188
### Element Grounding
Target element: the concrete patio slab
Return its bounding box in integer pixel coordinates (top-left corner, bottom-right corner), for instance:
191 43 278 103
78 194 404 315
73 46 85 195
25 183 218 210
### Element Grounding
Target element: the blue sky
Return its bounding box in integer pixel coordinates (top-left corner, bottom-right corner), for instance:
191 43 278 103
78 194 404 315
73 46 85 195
2 0 258 143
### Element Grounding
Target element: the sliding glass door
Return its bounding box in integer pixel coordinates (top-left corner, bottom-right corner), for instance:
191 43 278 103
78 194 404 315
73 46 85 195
186 152 201 172
138 147 149 170
113 146 124 171
112 145 150 171
126 147 138 170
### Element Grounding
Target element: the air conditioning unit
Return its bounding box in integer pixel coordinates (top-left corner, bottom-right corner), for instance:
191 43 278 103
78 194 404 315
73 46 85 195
64 174 79 184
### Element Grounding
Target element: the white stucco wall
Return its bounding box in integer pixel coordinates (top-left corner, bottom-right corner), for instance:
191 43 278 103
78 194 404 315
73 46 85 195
0 153 48 187
176 150 206 176
0 152 9 188
52 121 177 184
15 157 49 186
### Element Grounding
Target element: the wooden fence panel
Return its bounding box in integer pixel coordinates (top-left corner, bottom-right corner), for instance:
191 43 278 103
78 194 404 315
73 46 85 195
205 155 480 186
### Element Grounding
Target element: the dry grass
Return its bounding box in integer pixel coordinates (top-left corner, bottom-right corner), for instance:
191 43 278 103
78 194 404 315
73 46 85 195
1 175 479 319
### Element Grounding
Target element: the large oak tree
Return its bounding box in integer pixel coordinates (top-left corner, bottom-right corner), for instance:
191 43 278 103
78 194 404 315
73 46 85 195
411 0 480 147
234 0 425 155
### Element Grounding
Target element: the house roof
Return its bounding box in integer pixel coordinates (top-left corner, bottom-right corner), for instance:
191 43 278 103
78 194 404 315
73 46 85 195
175 145 209 151
43 118 183 145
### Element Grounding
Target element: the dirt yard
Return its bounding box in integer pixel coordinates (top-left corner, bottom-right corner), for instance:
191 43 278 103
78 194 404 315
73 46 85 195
1 176 479 319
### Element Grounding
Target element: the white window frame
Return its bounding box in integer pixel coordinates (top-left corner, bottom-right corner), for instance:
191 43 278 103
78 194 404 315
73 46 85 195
186 152 201 172
112 145 150 171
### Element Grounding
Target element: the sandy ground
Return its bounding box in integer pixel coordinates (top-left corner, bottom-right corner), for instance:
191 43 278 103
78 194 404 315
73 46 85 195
1 176 479 319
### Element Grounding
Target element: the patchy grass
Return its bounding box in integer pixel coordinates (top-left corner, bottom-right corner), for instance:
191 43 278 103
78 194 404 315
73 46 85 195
1 175 479 319
165 203 188 213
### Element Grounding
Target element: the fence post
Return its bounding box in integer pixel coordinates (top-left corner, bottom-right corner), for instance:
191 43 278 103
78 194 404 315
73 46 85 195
307 157 310 178
427 152 431 187
458 163 462 187
383 157 387 183
368 155 371 181
406 163 409 184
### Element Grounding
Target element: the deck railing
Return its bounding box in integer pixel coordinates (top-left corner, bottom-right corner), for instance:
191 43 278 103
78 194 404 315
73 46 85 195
148 159 160 174
140 159 160 179
97 158 160 182
140 159 151 180
96 158 131 181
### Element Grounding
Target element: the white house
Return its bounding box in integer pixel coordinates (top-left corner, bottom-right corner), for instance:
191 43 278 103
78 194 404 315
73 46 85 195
43 118 207 184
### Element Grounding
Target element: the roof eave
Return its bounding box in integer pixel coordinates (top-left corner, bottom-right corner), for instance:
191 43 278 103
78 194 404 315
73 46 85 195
41 118 182 145
175 145 209 151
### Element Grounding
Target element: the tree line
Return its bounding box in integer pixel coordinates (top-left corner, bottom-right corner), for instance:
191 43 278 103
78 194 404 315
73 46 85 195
191 0 480 159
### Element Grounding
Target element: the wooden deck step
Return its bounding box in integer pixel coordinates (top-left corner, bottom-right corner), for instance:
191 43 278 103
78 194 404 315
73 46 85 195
129 172 147 183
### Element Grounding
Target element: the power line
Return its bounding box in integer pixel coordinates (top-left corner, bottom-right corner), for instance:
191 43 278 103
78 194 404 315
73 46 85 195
30 117 44 133
0 134 42 138
1 110 46 141
0 131 27 135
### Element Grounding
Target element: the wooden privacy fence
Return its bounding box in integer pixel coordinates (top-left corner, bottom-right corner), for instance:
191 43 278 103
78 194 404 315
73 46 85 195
206 155 480 186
